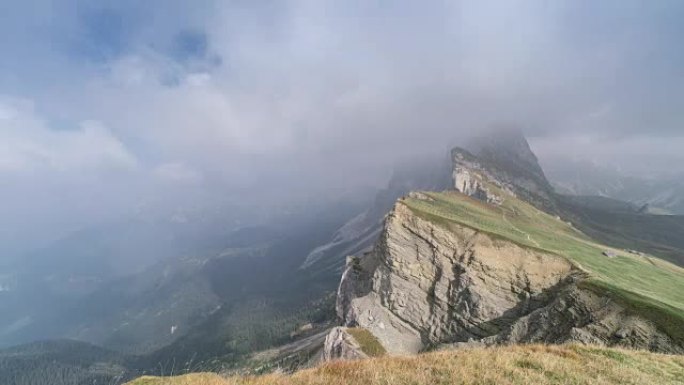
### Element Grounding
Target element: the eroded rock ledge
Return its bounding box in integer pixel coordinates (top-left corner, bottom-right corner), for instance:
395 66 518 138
324 201 683 360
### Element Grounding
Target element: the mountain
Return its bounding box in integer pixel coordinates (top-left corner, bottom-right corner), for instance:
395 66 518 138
547 163 684 266
332 190 684 356
0 209 270 349
70 202 355 357
545 158 684 215
325 130 684 361
0 199 365 384
125 129 684 385
557 197 684 267
8 129 684 385
455 131 684 267
301 130 558 278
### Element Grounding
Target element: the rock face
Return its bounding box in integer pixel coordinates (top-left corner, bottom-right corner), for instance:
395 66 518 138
330 201 683 356
322 129 684 361
323 327 369 361
304 129 557 275
451 150 505 205
452 129 558 214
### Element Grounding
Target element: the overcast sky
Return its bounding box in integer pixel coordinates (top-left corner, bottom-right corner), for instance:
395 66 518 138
1 0 683 254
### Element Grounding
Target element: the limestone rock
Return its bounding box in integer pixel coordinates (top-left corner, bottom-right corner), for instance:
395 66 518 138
452 150 505 205
323 327 369 361
335 201 684 355
450 130 558 214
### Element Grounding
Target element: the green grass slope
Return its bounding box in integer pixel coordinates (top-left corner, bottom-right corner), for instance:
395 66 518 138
345 328 386 357
403 190 684 344
127 344 684 385
557 195 684 267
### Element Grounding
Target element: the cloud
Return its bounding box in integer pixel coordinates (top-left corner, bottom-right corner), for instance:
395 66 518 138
154 162 203 184
1 0 684 255
0 97 136 173
531 134 684 178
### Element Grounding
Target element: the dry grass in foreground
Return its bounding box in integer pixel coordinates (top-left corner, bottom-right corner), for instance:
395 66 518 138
127 344 684 385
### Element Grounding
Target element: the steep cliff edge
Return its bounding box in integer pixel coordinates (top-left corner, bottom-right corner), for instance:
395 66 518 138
327 190 684 359
323 130 684 361
335 201 574 355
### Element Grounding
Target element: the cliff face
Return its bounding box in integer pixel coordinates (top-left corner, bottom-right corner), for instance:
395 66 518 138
323 130 684 361
451 150 506 205
451 140 558 214
322 327 369 361
328 200 683 358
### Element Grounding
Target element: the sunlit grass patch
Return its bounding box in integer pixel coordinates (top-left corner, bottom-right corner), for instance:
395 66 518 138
346 328 386 357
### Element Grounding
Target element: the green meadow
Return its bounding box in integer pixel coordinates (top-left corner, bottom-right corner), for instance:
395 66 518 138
404 190 684 344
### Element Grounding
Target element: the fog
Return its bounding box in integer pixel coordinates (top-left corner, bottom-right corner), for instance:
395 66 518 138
1 0 683 257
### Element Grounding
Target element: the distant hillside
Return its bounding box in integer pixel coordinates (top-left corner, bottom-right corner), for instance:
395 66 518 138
0 340 132 385
544 158 684 215
558 196 684 267
127 344 684 385
0 201 360 383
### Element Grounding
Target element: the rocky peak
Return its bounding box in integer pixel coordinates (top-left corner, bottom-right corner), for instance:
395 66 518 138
321 128 684 362
467 128 546 182
452 130 558 214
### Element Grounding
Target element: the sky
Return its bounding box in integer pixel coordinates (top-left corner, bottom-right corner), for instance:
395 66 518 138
0 0 683 255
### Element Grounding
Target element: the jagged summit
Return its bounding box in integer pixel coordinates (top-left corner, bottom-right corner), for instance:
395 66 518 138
452 129 558 214
454 130 684 267
302 130 556 273
467 128 547 182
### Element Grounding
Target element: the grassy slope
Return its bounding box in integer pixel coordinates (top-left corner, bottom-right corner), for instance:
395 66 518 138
345 328 386 357
557 196 684 267
127 344 684 385
404 191 684 343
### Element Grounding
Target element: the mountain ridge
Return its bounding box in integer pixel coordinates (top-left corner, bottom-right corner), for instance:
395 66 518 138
325 130 684 360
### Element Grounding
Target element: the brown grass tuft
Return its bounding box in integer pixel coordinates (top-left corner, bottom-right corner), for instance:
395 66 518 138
127 344 684 385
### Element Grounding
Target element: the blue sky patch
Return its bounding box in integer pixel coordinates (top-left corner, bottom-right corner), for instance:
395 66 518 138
71 7 135 62
172 30 209 62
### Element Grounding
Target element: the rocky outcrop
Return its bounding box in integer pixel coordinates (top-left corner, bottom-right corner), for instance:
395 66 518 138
451 129 558 214
480 285 680 352
451 150 506 205
304 129 557 275
330 200 684 356
321 129 684 361
323 327 369 361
